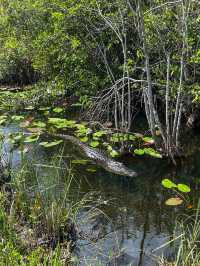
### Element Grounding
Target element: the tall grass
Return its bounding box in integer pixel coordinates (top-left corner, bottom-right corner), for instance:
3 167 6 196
0 142 106 265
155 202 200 266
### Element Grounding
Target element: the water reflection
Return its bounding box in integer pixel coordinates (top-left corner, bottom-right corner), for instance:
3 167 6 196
2 125 200 265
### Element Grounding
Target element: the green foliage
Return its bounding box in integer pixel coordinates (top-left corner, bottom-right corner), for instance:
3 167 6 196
0 0 200 107
161 178 191 206
24 134 39 143
162 179 177 189
39 140 63 148
89 140 100 148
134 149 145 155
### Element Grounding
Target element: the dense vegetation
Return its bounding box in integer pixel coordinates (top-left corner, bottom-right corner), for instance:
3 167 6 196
1 0 200 265
1 0 200 155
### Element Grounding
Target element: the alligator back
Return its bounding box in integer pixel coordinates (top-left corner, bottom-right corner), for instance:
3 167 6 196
53 133 138 177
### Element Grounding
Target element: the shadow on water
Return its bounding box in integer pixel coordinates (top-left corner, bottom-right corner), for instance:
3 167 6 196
1 124 200 265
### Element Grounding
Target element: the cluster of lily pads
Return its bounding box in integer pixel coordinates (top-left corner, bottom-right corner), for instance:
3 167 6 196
162 178 191 206
0 106 163 159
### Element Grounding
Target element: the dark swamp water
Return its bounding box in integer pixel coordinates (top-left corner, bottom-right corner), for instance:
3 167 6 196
1 123 200 266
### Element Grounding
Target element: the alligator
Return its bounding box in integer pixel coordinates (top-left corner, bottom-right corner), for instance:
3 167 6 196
53 133 138 177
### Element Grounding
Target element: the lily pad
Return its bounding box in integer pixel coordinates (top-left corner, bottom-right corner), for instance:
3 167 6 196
79 136 88 143
144 148 162 158
110 150 119 157
53 107 63 113
39 140 63 148
165 197 183 206
25 106 34 110
177 184 191 193
129 134 136 141
0 118 7 125
24 134 39 143
11 115 24 121
134 149 145 155
162 179 177 189
32 121 46 128
93 130 107 139
38 107 50 111
89 141 99 148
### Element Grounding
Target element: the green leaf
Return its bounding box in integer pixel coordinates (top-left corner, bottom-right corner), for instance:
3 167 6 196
13 133 23 141
32 121 46 128
71 103 83 107
106 145 113 151
0 115 7 125
24 134 39 143
53 107 63 113
11 115 24 121
86 168 97 173
144 148 162 158
134 149 145 155
39 107 50 111
79 136 88 143
89 141 99 148
72 159 89 165
143 136 154 144
0 118 7 125
129 134 136 141
110 150 119 157
25 106 34 110
39 140 63 147
177 184 191 193
165 197 183 206
76 124 91 135
162 179 177 189
93 130 107 138
48 118 76 128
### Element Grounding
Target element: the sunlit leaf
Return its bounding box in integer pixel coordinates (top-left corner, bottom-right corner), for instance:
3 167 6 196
86 168 97 172
106 145 113 151
25 106 34 110
0 118 6 125
144 148 162 158
39 140 63 148
110 150 119 157
48 118 76 128
53 107 63 113
24 134 39 143
72 159 89 165
93 130 107 139
162 179 177 189
89 141 99 148
32 121 46 128
79 136 88 142
11 115 24 121
177 184 191 193
129 134 136 141
143 136 154 144
165 197 183 206
134 149 145 155
38 107 50 111
13 134 23 141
